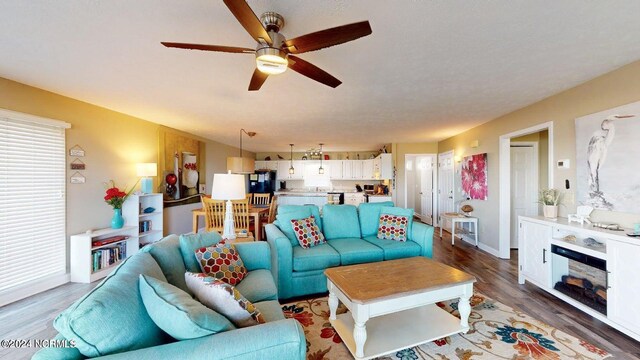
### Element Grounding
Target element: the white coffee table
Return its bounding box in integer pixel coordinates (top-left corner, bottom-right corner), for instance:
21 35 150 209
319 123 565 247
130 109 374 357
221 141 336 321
325 257 476 359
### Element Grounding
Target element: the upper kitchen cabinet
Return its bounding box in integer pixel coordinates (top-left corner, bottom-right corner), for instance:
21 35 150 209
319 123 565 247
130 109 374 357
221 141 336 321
376 154 393 179
277 160 304 180
327 160 343 179
362 159 374 180
255 160 278 171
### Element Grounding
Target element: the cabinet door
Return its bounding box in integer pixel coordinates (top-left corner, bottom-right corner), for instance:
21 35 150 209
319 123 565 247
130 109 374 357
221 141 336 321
362 160 374 180
255 161 266 170
342 161 353 179
266 161 279 171
373 158 382 179
379 154 393 179
328 161 343 179
518 220 551 288
607 240 640 335
291 161 305 180
353 161 363 179
277 161 291 179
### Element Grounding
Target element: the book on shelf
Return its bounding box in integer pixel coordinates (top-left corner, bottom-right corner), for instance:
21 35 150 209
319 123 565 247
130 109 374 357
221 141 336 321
91 235 128 248
139 220 152 233
91 242 126 272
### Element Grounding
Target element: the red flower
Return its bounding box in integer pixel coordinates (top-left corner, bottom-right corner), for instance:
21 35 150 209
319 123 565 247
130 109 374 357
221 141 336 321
433 338 447 346
579 340 608 356
320 326 342 343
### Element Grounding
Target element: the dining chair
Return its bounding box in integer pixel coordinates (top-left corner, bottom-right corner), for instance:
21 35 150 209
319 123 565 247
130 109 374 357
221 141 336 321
201 196 225 233
261 195 278 240
231 198 252 234
253 193 271 206
246 193 254 204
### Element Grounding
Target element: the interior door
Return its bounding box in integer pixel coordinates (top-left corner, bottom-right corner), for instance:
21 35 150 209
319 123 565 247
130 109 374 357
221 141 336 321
510 145 538 249
418 156 434 225
437 151 454 227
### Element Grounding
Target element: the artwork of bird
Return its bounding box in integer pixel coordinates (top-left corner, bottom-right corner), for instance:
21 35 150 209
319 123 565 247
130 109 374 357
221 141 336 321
277 154 285 160
586 114 634 208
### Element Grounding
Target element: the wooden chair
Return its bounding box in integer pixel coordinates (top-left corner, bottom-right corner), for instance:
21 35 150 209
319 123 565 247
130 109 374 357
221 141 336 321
201 196 225 233
231 198 252 234
261 195 278 240
253 193 271 206
246 193 254 204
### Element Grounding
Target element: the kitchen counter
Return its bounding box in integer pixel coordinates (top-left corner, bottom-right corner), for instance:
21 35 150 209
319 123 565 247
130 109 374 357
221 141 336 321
275 189 361 197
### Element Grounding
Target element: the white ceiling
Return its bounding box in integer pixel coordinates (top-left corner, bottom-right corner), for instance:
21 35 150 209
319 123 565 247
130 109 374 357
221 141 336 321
2 1 640 152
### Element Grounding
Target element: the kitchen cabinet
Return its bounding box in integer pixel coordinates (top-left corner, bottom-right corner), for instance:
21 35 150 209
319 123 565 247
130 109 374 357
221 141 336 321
277 160 304 180
342 160 363 180
367 195 393 203
518 219 551 288
607 240 640 335
378 154 393 179
327 160 343 179
255 160 278 171
344 193 365 206
362 159 374 180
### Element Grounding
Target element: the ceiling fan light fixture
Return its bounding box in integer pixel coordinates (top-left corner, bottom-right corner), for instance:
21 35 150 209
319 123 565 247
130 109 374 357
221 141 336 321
256 48 288 75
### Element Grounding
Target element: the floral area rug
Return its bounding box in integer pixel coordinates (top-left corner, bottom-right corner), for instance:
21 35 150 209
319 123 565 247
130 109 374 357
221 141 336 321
281 293 611 360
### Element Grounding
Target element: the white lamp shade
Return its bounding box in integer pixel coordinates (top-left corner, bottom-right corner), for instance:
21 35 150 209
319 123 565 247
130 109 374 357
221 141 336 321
136 163 157 177
211 173 246 200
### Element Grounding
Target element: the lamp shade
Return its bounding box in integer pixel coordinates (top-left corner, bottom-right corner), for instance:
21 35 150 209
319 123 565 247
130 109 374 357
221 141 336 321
211 172 246 200
227 157 255 174
136 163 157 177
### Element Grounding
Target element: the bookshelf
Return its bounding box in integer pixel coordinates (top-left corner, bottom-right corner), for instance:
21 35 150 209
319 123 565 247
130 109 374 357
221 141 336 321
70 226 138 283
123 193 164 247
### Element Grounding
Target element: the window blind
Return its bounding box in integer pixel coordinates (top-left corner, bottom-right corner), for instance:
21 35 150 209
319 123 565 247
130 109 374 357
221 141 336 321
0 113 68 292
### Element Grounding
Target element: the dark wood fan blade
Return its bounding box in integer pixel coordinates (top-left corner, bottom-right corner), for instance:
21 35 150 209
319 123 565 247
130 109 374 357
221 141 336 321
285 21 372 54
161 42 255 54
223 0 272 45
248 68 269 91
287 55 341 88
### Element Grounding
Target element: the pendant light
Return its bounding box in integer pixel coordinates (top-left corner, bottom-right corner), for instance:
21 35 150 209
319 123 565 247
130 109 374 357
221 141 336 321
288 144 295 174
318 143 325 174
227 129 256 174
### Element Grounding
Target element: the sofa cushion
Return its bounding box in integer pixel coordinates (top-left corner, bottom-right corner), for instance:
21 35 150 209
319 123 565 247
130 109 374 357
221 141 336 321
363 235 422 260
327 238 384 265
195 241 247 286
185 272 265 328
235 269 278 303
179 231 223 273
290 216 326 248
358 201 395 237
139 274 235 340
278 205 323 232
143 234 189 292
381 206 415 239
292 243 340 272
276 207 313 246
254 300 286 323
322 205 361 240
377 213 410 242
54 253 169 357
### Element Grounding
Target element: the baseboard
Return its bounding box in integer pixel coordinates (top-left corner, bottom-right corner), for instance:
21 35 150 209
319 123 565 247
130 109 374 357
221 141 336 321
458 235 500 258
0 273 70 307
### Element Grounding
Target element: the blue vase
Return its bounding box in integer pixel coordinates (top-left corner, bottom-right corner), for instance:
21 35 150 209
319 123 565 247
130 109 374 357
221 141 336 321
111 208 124 229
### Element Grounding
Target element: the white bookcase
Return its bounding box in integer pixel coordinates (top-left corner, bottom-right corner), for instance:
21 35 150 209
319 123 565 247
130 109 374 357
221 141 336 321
70 226 138 283
123 193 164 246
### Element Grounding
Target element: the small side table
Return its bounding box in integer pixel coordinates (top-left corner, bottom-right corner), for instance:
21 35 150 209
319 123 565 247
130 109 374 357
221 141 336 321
440 214 478 247
223 232 255 243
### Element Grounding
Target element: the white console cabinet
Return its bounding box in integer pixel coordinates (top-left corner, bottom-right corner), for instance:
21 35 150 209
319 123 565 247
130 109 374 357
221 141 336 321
518 216 640 341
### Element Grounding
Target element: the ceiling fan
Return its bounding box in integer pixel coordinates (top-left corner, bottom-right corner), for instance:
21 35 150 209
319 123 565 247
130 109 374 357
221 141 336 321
161 0 372 91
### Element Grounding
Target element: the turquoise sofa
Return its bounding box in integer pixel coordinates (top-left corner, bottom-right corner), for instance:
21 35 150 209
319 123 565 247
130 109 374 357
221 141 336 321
33 233 305 360
266 203 434 300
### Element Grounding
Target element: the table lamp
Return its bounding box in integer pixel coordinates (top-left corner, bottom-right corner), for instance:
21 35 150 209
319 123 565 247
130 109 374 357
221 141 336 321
211 171 246 239
137 163 157 194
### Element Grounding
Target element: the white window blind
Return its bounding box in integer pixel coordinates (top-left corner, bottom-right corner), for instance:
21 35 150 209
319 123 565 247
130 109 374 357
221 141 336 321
0 112 69 293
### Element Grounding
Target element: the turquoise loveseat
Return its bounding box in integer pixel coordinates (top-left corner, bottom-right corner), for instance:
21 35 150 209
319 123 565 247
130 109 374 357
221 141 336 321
266 202 434 300
33 233 305 360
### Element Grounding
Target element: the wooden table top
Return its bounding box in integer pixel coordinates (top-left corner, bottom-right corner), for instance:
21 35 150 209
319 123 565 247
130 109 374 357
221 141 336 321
325 257 476 304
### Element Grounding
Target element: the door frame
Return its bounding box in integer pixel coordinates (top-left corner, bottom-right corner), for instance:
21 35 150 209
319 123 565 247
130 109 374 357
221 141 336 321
499 122 554 259
437 150 455 227
404 153 437 224
510 141 539 248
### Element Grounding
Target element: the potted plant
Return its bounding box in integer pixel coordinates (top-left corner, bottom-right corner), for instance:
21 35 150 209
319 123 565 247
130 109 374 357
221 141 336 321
538 189 562 219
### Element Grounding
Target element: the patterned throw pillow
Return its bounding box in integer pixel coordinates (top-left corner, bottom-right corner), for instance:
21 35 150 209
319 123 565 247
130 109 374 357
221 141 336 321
290 216 326 249
377 213 409 241
194 241 246 285
185 272 265 328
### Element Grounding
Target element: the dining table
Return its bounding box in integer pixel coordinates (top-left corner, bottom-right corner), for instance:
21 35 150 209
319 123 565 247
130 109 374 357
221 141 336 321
191 205 270 241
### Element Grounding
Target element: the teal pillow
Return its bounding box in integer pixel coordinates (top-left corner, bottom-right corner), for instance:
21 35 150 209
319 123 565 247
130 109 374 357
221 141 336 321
276 207 313 246
380 206 415 239
54 253 169 357
278 205 323 232
358 201 395 237
143 235 189 293
179 232 223 273
139 274 235 340
322 205 361 240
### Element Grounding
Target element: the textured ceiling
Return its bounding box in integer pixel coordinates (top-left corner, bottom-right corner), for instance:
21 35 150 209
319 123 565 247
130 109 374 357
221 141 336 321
2 1 640 152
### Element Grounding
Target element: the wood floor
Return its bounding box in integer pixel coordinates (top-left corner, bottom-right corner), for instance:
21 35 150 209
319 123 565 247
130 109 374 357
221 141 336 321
1 230 639 359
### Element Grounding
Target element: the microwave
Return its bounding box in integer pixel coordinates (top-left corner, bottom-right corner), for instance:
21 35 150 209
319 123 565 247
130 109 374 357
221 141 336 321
363 184 375 194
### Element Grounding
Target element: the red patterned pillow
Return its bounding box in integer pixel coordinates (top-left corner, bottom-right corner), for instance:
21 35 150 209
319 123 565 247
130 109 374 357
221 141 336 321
194 240 247 285
377 214 409 241
290 216 326 249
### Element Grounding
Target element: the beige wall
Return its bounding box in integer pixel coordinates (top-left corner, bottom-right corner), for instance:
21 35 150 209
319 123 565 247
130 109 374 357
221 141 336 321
391 142 439 207
0 77 249 241
438 60 640 253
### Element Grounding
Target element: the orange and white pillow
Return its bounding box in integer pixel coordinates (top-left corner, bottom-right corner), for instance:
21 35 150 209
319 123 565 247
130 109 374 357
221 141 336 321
290 216 325 248
185 272 265 328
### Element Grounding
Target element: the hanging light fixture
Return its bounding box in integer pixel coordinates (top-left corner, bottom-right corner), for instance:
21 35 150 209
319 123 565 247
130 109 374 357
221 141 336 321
288 144 295 174
227 129 256 174
318 143 325 174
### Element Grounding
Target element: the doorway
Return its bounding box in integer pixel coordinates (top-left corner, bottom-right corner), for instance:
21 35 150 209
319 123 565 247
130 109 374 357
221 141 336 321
510 142 539 249
405 154 436 225
437 150 455 227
